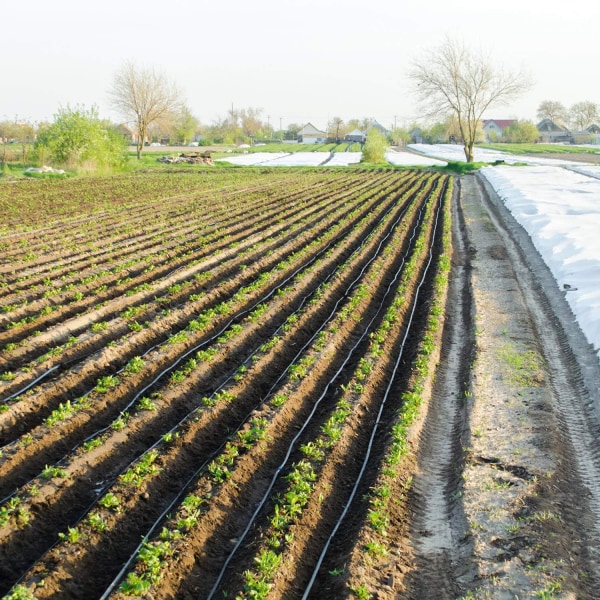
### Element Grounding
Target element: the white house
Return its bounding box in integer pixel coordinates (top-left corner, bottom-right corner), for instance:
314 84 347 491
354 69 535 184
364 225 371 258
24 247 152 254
482 119 516 142
298 123 327 144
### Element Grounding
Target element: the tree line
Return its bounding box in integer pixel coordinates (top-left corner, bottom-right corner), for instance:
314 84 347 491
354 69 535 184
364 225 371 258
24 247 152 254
536 100 599 131
3 39 597 170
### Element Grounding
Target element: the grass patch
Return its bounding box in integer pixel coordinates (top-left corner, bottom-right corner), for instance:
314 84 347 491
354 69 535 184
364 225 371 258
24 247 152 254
440 160 489 174
497 342 544 387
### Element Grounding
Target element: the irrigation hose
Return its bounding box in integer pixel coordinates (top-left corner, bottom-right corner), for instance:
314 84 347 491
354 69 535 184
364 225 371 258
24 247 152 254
206 196 431 599
98 179 417 598
301 190 445 599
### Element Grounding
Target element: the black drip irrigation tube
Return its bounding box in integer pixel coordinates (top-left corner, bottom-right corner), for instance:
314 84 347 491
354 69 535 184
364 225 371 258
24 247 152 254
0 182 333 405
3 177 422 596
2 180 399 589
204 193 435 600
0 173 398 454
98 185 423 599
1 364 62 404
0 223 339 507
5 218 356 593
301 183 446 599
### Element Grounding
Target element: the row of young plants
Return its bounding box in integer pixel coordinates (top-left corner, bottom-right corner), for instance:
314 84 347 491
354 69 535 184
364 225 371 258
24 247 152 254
0 171 432 596
0 169 394 440
0 170 371 411
0 171 339 337
0 169 424 596
342 177 453 597
0 169 342 289
0 182 292 354
222 175 449 600
0 172 360 355
0 168 411 512
0 170 292 233
103 174 445 599
0 171 398 491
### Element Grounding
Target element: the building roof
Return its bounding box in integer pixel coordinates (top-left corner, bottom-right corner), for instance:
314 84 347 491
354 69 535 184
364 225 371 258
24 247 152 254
482 119 517 129
537 118 568 132
300 122 326 136
368 120 389 134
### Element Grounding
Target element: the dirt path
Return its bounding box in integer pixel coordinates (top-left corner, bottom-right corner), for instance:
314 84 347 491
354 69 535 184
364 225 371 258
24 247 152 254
407 173 600 599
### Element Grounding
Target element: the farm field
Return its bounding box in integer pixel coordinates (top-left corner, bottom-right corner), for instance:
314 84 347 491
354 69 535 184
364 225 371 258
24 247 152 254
0 169 453 598
2 166 600 599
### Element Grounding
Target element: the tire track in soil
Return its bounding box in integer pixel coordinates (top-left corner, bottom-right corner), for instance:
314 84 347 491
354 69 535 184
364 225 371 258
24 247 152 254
473 173 600 594
404 177 472 598
405 173 600 599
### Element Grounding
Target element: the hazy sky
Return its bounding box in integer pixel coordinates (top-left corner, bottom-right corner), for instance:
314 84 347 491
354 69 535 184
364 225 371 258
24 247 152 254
4 0 599 130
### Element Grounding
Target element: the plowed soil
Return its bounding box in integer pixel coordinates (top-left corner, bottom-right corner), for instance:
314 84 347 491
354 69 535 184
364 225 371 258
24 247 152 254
401 174 600 599
1 168 600 600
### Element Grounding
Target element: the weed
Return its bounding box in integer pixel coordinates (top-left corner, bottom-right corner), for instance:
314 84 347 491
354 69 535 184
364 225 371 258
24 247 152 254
497 342 543 387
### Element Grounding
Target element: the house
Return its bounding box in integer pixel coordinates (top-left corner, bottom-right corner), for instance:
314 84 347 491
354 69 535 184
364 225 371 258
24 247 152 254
537 118 571 143
345 128 366 143
367 120 390 138
298 123 327 145
482 119 517 142
410 127 424 144
117 123 139 145
587 124 600 145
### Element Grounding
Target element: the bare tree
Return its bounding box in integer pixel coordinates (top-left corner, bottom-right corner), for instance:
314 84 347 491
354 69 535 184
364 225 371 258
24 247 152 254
409 38 530 162
569 101 599 131
327 116 345 141
239 107 264 138
536 100 568 126
109 62 181 159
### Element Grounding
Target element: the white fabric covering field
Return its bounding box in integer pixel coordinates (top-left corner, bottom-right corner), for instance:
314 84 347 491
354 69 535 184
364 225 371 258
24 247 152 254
479 165 600 355
218 143 600 357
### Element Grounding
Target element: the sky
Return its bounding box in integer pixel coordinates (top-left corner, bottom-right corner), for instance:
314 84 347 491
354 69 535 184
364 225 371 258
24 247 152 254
3 0 600 130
